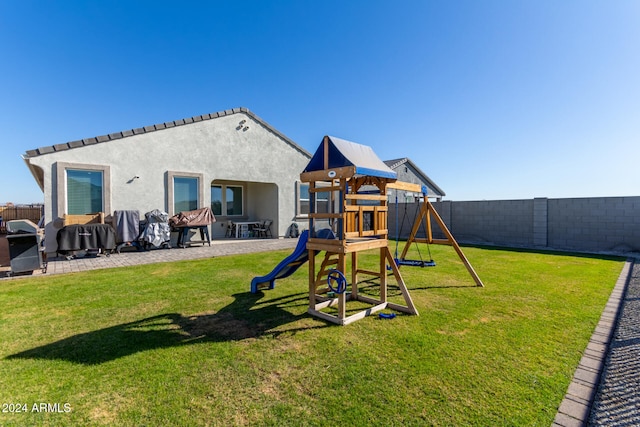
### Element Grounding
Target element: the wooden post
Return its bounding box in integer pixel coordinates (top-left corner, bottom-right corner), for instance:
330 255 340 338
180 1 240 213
384 247 418 315
323 135 329 170
351 252 359 299
308 248 316 310
425 201 433 244
379 247 387 303
338 253 346 321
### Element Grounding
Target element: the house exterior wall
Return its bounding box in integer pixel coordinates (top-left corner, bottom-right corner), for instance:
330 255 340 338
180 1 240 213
26 111 310 254
387 163 443 202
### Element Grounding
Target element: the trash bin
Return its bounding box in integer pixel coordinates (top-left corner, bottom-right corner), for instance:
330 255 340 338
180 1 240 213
7 233 45 275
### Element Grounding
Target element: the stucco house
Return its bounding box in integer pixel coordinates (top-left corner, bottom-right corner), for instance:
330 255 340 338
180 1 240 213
23 107 312 255
384 157 445 202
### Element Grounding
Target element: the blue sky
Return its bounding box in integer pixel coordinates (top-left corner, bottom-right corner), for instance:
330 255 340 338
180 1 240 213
1 1 639 204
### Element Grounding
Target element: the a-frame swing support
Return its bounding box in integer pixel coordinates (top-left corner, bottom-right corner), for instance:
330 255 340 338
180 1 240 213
388 181 484 288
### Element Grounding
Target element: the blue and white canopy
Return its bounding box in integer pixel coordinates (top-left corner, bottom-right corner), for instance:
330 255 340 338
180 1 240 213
302 136 397 180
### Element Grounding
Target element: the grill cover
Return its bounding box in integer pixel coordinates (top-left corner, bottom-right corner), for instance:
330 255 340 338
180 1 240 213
114 210 139 243
169 207 216 228
56 224 116 252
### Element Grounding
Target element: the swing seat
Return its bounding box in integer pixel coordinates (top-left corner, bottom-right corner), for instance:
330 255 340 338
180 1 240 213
395 258 436 268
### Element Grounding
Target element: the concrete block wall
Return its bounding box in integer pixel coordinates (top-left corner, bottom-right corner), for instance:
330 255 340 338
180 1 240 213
547 197 640 253
533 197 548 247
388 196 640 255
450 199 534 247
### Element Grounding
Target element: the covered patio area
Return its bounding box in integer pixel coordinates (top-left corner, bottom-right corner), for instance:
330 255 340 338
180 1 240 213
210 180 280 239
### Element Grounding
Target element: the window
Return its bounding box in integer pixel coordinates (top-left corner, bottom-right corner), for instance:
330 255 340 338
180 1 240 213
210 183 244 216
211 185 222 215
297 182 330 216
167 171 203 215
173 176 199 213
56 162 110 218
66 169 103 214
226 186 243 216
316 189 330 214
299 183 310 215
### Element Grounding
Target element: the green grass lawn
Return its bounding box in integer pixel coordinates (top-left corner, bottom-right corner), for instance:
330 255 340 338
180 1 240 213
0 245 624 426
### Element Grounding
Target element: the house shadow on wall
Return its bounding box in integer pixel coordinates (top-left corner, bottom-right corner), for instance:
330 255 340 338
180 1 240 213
7 291 325 365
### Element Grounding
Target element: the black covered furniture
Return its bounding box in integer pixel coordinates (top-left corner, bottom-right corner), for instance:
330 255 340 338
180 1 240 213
56 224 116 258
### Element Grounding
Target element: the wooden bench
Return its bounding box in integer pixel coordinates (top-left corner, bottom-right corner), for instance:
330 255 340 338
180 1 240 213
63 212 105 226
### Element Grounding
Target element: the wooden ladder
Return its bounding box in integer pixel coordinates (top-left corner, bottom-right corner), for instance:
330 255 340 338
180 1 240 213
313 252 341 295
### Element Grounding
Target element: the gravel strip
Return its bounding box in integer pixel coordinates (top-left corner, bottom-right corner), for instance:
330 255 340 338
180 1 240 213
589 261 640 426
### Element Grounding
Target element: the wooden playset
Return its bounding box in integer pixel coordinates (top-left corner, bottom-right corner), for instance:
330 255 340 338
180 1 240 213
299 136 420 325
252 135 483 325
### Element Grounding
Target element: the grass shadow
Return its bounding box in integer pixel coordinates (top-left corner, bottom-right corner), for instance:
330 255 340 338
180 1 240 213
6 291 325 365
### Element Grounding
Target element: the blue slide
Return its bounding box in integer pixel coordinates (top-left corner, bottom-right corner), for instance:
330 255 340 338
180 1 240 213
251 229 334 293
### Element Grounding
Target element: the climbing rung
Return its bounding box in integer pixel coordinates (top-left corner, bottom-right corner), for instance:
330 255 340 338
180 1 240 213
356 269 381 277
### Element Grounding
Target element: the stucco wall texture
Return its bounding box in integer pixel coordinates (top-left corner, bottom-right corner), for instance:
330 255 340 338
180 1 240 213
26 110 311 253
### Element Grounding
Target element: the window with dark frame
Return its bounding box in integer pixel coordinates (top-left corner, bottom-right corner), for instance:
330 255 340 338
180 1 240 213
173 176 199 213
210 183 244 216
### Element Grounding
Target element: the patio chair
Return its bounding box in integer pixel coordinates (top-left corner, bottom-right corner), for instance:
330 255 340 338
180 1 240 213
254 219 273 238
224 220 236 238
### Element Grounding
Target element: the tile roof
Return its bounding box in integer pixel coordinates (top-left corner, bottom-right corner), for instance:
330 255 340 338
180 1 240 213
384 157 446 197
384 158 409 170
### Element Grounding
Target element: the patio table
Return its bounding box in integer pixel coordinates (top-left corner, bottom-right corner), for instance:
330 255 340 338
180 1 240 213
233 221 261 238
